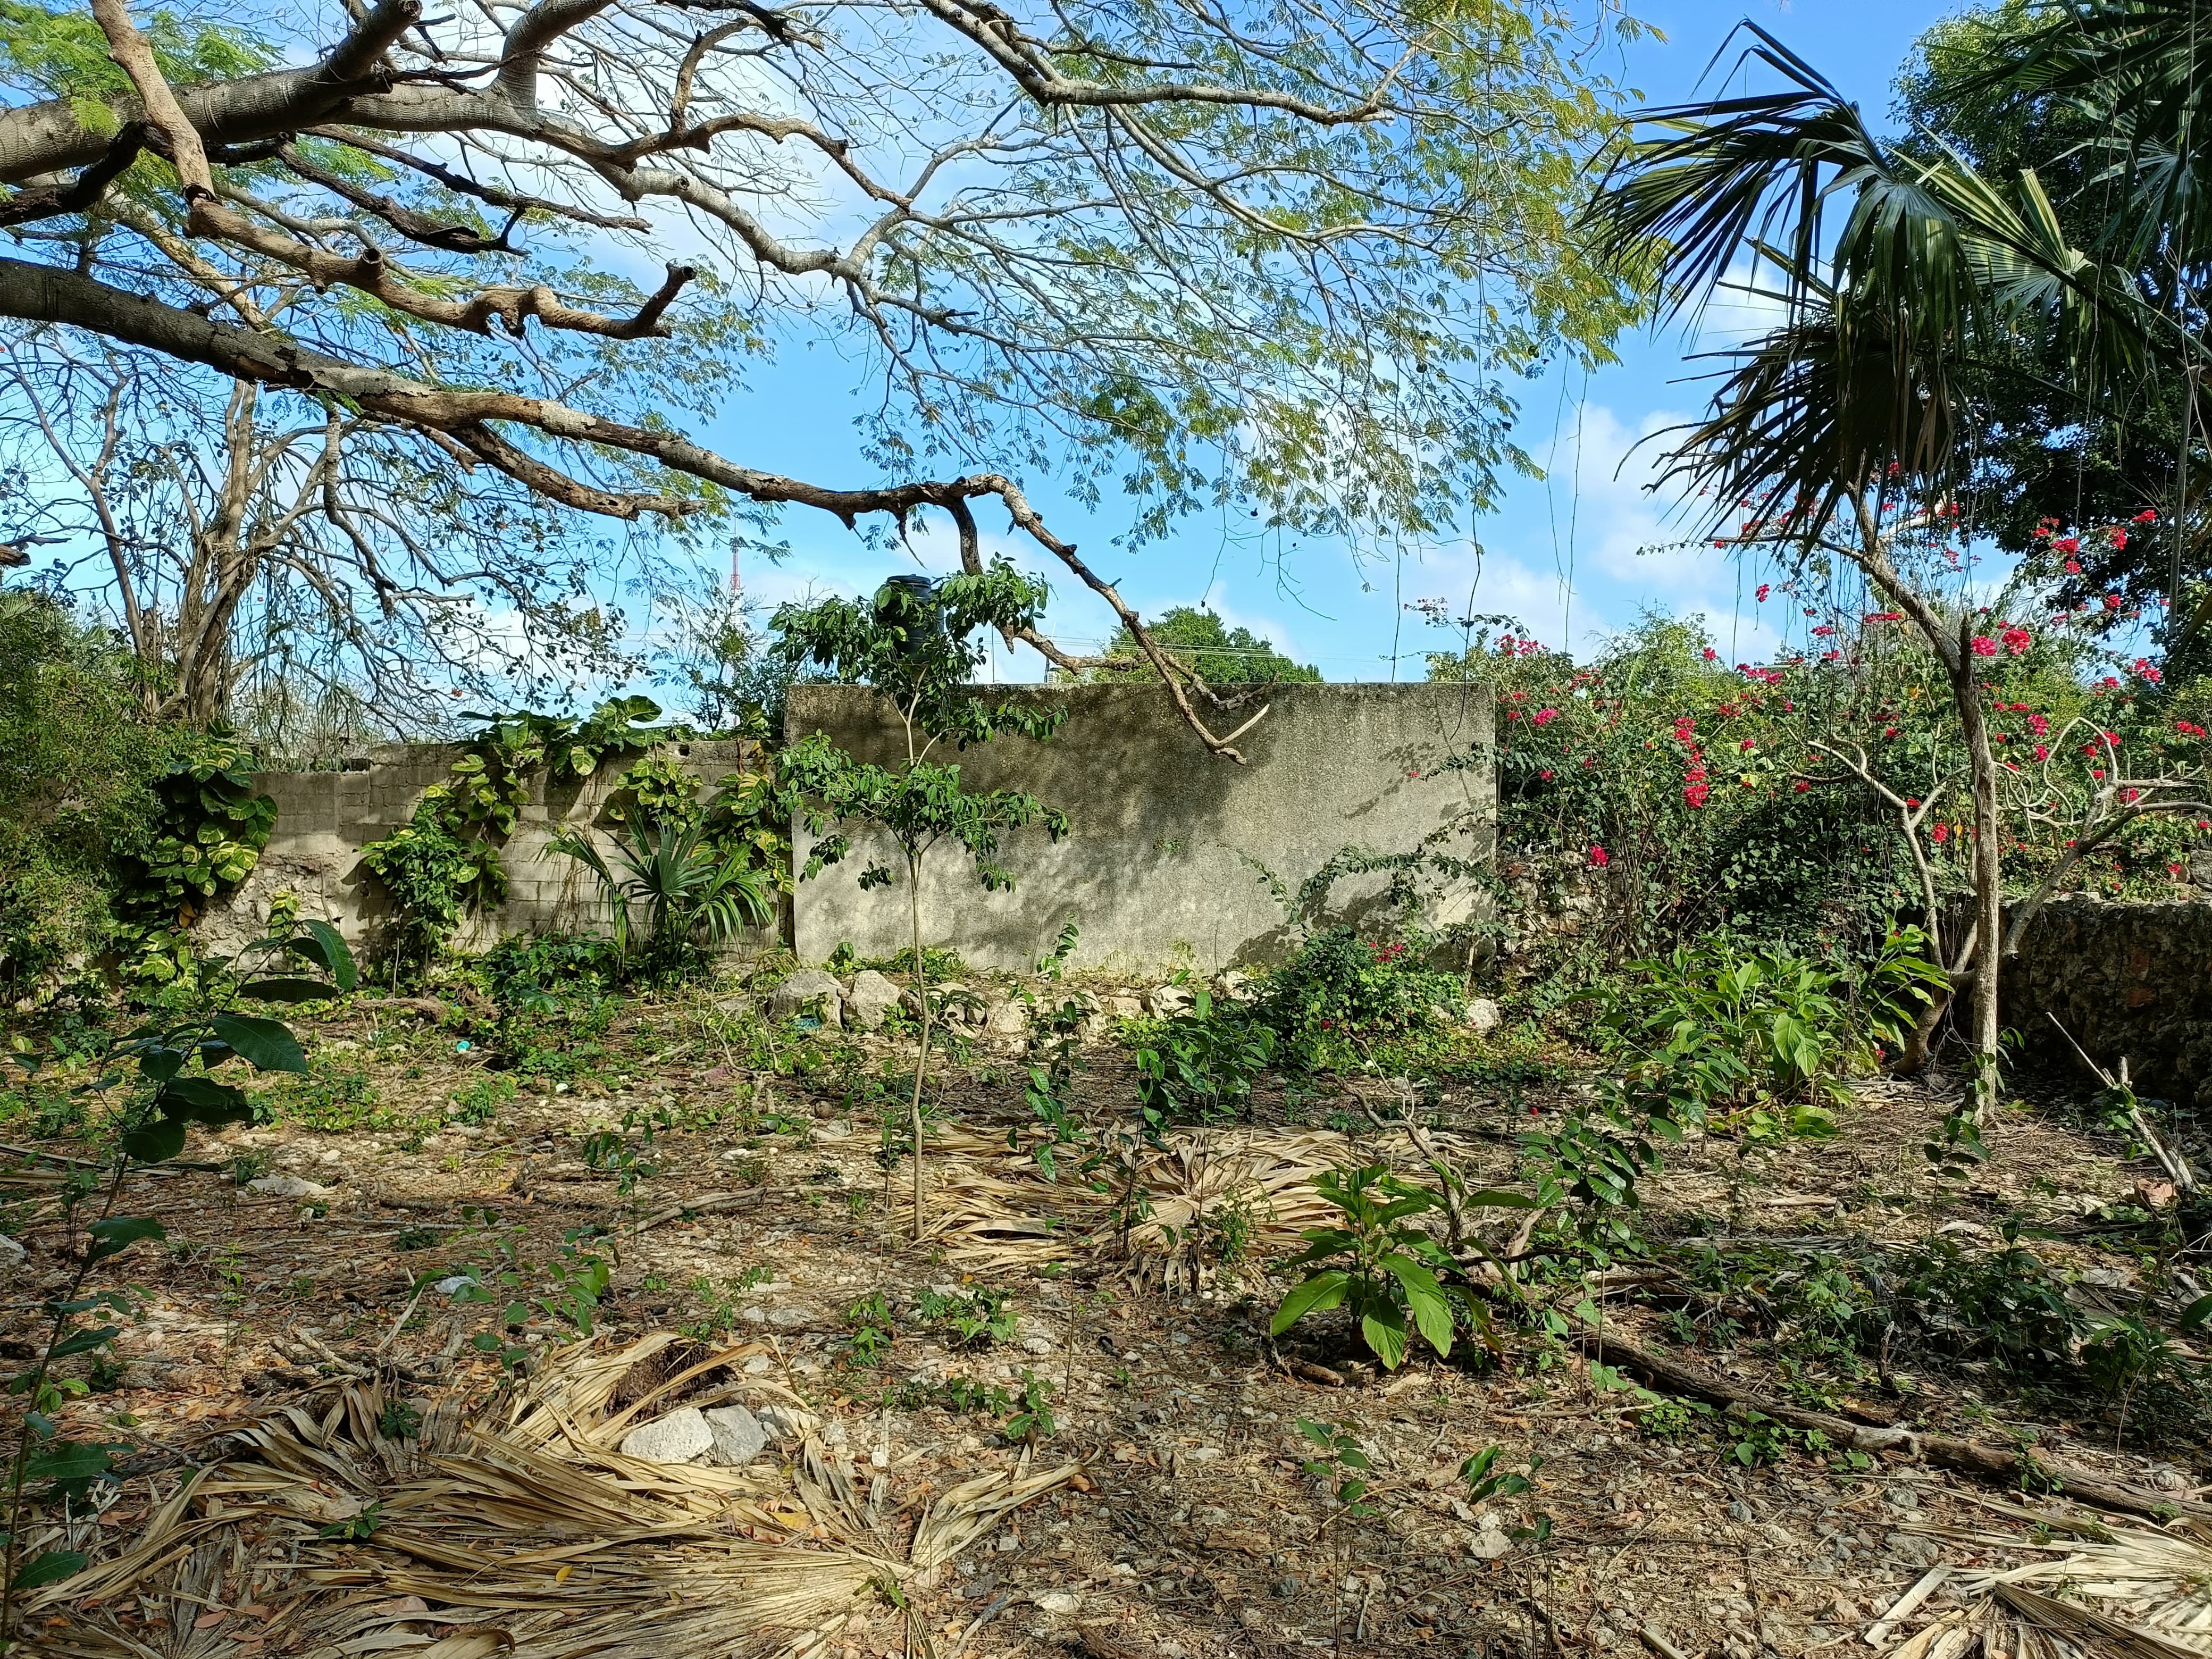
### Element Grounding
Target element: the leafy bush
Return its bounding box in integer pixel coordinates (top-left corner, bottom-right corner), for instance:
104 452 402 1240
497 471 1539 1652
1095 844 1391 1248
0 594 166 988
1132 989 1276 1126
1588 928 1947 1127
120 738 278 925
473 933 624 1011
1255 927 1464 1070
359 808 488 974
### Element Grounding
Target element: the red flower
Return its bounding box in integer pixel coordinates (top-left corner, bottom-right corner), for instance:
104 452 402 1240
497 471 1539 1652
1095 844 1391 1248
1792 780 1810 793
2027 712 2049 736
2001 626 2032 654
1589 846 1609 867
2134 508 2158 523
2111 529 2129 550
1683 781 1711 808
2106 593 2124 609
1539 769 1554 781
2033 744 2049 761
2064 559 2082 574
1931 824 1950 844
1970 635 1997 656
2053 537 2079 555
1702 647 1717 660
1532 707 1559 726
1755 584 1770 602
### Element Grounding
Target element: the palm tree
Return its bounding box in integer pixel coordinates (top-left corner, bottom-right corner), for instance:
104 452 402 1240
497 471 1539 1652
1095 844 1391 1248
1585 13 2212 1112
548 818 775 968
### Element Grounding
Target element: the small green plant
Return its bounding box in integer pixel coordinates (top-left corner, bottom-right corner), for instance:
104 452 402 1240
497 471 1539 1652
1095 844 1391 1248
1459 1445 1543 1503
1270 1164 1484 1370
1004 1371 1056 1442
843 1292 896 1368
378 1399 423 1440
394 1226 440 1252
547 817 774 971
451 1073 517 1126
1132 990 1276 1126
916 1286 1017 1348
317 1502 386 1541
1297 1419 1378 1518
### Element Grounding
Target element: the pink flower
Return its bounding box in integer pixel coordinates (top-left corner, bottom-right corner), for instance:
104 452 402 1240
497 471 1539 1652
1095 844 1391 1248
1970 635 1997 656
2033 744 2049 761
1532 707 1559 727
1755 584 1770 602
2027 712 2049 736
1792 780 1810 793
2064 559 2083 575
2124 787 2141 803
1539 769 1554 781
1589 846 1609 867
1683 781 1711 809
1931 824 1950 844
2054 537 2080 556
1702 647 1717 660
2001 626 2032 654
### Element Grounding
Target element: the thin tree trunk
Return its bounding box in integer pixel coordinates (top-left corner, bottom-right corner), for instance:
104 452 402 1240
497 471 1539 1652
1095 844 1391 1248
1958 676 2005 1117
907 849 928 1243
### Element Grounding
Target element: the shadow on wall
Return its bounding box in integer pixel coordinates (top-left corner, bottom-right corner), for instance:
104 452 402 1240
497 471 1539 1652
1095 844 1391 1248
787 681 1496 975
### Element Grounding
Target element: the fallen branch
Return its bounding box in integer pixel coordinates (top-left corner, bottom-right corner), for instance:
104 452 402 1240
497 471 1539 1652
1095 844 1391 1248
1573 1329 2212 1524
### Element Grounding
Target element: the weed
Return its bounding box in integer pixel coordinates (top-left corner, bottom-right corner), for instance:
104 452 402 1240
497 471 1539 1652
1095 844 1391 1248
378 1399 423 1440
843 1292 896 1367
1003 1371 1055 1442
317 1502 385 1541
916 1286 1016 1348
1271 1164 1505 1370
393 1227 440 1252
451 1073 517 1126
229 1149 272 1185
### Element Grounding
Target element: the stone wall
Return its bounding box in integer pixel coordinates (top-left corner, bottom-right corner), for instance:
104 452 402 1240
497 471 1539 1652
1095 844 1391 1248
1997 896 2212 1108
786 681 1495 974
200 739 772 957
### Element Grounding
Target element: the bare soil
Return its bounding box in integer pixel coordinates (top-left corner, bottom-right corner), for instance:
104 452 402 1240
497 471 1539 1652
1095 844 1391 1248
5 983 2206 1659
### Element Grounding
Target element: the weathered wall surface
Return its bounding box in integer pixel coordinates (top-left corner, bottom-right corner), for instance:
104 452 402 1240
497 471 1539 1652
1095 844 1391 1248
786 682 1495 974
200 740 769 956
1997 896 2212 1108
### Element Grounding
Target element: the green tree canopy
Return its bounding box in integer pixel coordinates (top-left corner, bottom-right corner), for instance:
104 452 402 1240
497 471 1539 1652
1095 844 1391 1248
1096 607 1320 686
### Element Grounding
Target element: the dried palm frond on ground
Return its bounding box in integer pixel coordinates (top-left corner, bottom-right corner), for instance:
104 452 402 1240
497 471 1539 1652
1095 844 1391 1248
925 1124 1511 1277
1869 1511 2212 1657
28 1335 1079 1659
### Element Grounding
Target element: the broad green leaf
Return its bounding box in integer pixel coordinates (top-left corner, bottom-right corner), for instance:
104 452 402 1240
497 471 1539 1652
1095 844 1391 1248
87 1216 166 1262
121 1119 188 1164
12 1549 87 1590
47 1326 121 1359
1359 1302 1409 1370
208 1015 307 1074
1270 1270 1350 1334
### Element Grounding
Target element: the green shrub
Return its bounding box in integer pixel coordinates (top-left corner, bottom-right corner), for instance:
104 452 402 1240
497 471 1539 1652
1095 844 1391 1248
473 933 624 1010
1133 989 1276 1125
1255 927 1463 1070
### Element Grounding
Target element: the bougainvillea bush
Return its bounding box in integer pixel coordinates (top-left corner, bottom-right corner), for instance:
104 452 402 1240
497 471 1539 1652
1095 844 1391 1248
1427 529 2210 1001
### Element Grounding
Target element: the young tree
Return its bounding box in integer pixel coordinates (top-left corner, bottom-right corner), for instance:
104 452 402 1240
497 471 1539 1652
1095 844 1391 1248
774 567 1067 1239
0 0 1641 751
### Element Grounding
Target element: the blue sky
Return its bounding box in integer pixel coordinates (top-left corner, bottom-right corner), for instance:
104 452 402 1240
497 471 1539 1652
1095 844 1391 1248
708 0 1974 686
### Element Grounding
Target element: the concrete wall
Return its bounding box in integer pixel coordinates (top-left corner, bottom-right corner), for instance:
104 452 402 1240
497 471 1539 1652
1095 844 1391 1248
1996 896 2212 1109
200 739 772 957
785 682 1495 974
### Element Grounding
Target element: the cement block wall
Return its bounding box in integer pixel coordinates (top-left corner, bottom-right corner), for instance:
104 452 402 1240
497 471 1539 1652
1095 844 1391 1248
1996 896 2212 1109
786 682 1495 974
199 739 772 958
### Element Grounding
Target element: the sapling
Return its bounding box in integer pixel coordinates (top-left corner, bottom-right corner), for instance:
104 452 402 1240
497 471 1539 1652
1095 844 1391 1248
773 564 1068 1238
